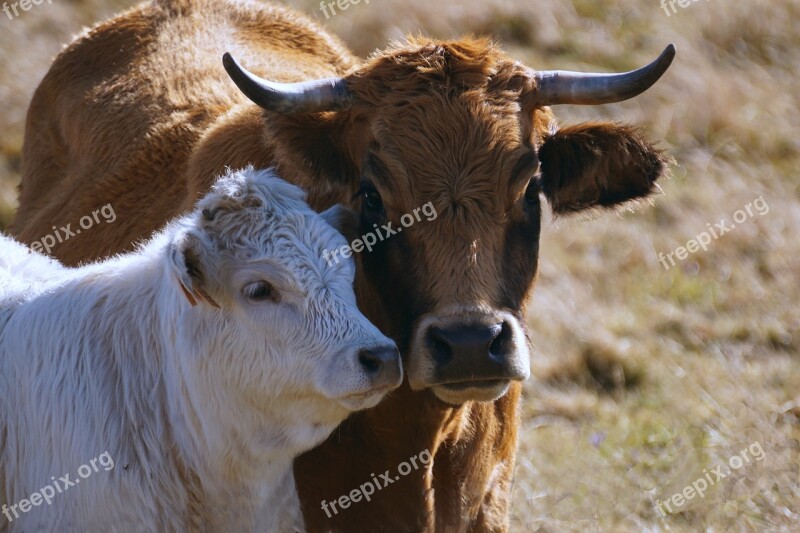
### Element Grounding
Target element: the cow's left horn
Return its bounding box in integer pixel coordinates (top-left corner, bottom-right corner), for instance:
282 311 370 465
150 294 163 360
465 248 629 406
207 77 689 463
222 53 353 113
532 44 675 105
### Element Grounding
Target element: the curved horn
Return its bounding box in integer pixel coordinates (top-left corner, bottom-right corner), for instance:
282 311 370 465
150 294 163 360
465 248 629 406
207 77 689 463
222 53 354 113
532 44 676 105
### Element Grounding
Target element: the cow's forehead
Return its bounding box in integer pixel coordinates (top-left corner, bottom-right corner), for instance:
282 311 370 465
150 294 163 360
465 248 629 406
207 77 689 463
365 96 534 216
353 40 556 210
352 37 526 97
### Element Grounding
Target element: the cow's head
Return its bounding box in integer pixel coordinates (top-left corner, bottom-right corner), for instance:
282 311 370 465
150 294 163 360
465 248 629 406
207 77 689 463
223 38 674 405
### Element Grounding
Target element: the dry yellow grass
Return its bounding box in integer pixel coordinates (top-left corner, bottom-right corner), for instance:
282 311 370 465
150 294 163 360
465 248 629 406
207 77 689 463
1 0 798 530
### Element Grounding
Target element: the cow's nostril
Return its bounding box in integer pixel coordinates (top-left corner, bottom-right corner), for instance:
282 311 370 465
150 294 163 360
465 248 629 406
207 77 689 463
420 319 527 386
427 323 505 366
427 327 453 365
489 321 512 359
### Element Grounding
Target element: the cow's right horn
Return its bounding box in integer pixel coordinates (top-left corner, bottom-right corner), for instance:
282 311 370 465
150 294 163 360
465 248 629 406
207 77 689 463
222 53 354 113
532 44 676 106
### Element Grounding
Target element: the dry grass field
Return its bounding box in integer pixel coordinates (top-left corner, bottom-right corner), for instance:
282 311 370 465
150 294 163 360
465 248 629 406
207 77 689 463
1 0 798 530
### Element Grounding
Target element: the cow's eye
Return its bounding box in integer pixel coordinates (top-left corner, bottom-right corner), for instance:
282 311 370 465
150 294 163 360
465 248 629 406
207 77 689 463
524 176 542 207
356 184 384 213
243 281 280 303
365 191 383 210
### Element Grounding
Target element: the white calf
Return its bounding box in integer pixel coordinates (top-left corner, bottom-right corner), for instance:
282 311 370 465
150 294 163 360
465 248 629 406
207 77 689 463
0 167 401 532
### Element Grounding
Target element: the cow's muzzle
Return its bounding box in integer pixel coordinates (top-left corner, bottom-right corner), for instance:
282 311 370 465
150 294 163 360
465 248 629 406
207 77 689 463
408 308 531 404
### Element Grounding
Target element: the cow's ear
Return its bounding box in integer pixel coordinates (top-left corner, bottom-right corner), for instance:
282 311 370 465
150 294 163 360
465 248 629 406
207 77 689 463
266 111 368 191
320 204 360 243
169 231 220 308
538 122 669 214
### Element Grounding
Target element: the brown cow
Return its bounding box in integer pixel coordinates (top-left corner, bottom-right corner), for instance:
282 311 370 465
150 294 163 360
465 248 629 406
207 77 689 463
10 0 674 530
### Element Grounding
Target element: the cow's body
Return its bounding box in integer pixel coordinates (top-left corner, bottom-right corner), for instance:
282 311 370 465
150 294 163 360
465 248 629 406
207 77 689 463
11 0 672 530
12 0 356 263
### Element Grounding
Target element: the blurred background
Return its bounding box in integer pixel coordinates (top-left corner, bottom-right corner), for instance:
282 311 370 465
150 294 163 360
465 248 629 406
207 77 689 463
1 0 798 530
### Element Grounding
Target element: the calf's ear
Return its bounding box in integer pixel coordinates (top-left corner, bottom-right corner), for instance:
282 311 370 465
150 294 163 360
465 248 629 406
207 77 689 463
169 232 220 308
320 204 360 243
538 122 669 214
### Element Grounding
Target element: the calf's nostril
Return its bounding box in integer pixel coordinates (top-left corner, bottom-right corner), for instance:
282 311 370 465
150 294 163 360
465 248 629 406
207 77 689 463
358 345 399 375
358 349 382 374
359 345 402 388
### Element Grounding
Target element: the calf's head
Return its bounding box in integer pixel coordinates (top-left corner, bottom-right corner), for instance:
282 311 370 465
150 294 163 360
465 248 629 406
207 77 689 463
168 168 402 433
224 38 674 405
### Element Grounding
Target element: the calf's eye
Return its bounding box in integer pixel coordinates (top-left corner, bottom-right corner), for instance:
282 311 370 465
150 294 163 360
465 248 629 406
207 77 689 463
243 281 280 303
